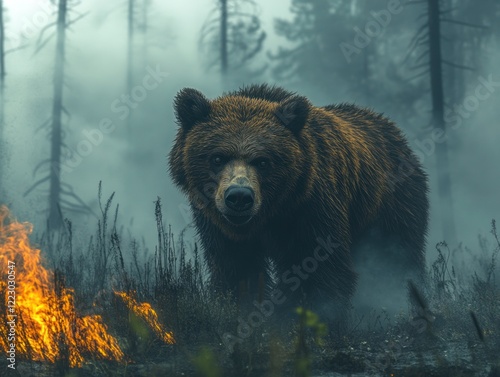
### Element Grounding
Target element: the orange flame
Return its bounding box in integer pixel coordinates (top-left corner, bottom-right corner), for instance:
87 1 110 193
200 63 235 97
114 291 175 344
0 206 124 367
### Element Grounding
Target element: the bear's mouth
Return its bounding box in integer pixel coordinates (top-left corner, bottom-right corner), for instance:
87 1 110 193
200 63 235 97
223 214 253 226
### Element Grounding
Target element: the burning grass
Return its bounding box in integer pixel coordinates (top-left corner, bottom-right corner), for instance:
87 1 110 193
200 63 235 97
0 205 124 367
114 290 175 345
0 185 228 375
1 183 499 376
0 201 177 373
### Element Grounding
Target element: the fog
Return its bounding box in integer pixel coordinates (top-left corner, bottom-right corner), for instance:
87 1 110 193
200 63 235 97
1 0 499 278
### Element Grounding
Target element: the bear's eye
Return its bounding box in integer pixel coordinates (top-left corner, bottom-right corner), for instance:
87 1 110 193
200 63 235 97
254 158 270 170
210 155 226 166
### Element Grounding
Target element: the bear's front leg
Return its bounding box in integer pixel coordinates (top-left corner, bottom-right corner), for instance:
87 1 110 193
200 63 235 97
270 215 357 325
193 208 268 305
207 239 268 305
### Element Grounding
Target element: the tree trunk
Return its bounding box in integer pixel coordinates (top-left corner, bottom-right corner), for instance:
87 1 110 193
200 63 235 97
0 0 5 199
48 0 67 229
141 0 149 69
127 0 134 133
428 0 456 243
220 0 228 76
362 43 372 103
446 0 466 108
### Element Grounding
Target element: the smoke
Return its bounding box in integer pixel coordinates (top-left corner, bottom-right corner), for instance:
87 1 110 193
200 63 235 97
1 0 499 305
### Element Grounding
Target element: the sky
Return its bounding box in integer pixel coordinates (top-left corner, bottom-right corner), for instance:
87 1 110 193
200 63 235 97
1 0 499 279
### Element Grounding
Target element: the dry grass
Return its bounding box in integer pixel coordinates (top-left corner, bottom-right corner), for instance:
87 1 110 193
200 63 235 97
3 183 499 376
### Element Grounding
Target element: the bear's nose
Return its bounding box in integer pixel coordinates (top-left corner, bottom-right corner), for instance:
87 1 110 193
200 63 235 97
224 186 255 212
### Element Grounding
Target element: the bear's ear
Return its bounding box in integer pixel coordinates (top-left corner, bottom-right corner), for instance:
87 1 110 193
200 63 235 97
174 88 211 131
274 95 310 134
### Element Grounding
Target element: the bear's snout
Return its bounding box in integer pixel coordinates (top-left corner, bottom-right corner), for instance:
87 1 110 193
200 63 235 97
224 186 255 212
213 161 262 226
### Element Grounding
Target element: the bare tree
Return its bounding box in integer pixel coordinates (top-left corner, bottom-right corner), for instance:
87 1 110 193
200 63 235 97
0 0 4 124
0 0 5 198
138 0 152 68
427 0 456 243
48 0 69 229
220 0 228 75
24 0 91 230
199 0 266 86
124 0 135 135
0 1 28 201
127 0 134 97
125 0 157 134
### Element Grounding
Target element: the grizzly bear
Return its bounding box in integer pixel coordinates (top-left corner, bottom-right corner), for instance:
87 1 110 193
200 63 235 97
168 84 428 317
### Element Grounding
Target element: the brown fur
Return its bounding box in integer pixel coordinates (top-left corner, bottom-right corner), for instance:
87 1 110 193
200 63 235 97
169 84 428 312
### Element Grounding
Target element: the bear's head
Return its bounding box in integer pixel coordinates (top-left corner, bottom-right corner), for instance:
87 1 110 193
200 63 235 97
169 88 313 239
